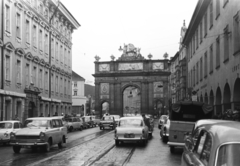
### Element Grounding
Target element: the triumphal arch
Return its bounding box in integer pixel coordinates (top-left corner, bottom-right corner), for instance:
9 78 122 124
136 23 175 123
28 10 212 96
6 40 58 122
93 44 171 117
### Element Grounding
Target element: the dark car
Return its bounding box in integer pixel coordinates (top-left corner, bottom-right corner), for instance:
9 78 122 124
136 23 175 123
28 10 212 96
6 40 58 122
99 116 115 130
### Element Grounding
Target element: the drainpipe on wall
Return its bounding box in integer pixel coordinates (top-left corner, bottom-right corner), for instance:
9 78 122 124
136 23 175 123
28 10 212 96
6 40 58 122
48 1 60 115
1 0 5 121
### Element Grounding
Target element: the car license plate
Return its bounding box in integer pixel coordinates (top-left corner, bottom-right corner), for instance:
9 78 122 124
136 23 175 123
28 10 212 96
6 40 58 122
124 134 135 138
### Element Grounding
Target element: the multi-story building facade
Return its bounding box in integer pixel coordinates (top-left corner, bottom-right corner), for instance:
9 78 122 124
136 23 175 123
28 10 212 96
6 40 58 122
169 52 179 104
183 0 240 116
0 0 80 122
177 21 187 101
72 71 86 116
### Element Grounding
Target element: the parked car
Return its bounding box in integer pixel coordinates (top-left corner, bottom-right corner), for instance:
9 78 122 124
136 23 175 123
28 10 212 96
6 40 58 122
80 117 89 129
9 117 67 153
82 116 95 128
112 115 121 126
158 115 168 129
99 115 115 130
0 121 22 145
145 115 154 137
55 116 69 131
65 117 82 132
160 118 170 142
114 116 149 146
181 121 240 166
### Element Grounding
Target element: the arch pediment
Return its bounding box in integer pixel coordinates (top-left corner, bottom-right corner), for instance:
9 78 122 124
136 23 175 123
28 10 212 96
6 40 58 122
51 65 56 71
4 42 15 52
25 52 33 60
15 48 25 56
33 56 40 63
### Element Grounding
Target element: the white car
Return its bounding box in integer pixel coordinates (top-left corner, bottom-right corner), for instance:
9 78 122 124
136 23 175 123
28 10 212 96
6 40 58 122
160 119 170 142
114 117 149 146
10 117 67 153
0 121 22 145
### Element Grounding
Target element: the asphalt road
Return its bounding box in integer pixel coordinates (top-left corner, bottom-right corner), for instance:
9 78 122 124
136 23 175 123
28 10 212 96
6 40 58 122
0 121 183 166
0 126 109 166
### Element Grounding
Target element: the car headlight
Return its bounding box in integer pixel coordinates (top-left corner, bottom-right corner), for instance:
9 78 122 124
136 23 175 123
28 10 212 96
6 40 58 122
39 132 46 141
10 132 16 140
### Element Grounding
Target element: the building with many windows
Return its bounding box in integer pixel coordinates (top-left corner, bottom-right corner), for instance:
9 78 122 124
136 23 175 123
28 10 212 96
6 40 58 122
0 0 80 122
72 71 86 116
183 0 240 116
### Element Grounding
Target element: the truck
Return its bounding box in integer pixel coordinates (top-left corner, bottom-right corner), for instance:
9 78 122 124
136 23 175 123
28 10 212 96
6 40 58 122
167 101 213 153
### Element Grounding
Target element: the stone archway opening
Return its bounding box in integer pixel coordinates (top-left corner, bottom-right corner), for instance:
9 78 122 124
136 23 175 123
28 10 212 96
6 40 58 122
154 100 163 116
123 86 141 116
28 101 35 118
204 92 208 104
233 78 240 112
209 90 214 105
101 102 109 115
200 94 203 102
216 87 222 115
223 83 231 112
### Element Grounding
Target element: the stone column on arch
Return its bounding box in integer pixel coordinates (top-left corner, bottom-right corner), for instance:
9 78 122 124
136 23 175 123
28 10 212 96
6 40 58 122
141 82 147 114
110 83 115 114
95 83 100 117
148 82 153 115
114 82 121 116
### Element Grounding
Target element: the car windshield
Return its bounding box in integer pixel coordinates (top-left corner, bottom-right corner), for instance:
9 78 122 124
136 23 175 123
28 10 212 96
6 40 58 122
119 119 143 127
102 116 113 121
0 122 12 129
24 120 48 128
216 144 240 166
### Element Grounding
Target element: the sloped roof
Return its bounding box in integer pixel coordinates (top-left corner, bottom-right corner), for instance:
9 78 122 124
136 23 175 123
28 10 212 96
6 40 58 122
72 71 85 81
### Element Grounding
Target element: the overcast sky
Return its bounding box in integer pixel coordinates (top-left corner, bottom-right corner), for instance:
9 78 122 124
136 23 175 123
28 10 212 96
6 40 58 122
61 0 199 85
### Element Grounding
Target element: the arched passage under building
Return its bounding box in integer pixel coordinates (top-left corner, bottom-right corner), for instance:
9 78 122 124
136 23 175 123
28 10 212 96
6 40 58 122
216 87 222 115
122 86 141 116
223 83 231 112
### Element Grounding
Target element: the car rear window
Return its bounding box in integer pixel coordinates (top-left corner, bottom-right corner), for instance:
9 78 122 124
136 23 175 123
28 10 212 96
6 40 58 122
119 119 143 127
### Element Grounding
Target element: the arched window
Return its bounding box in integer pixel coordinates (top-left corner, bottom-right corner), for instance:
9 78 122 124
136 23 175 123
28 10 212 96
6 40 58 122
44 8 49 20
39 3 44 15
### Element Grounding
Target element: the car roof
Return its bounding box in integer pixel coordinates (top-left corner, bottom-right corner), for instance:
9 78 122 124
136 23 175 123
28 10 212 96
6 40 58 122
202 122 240 146
120 117 143 120
0 120 20 123
26 117 63 120
194 119 233 129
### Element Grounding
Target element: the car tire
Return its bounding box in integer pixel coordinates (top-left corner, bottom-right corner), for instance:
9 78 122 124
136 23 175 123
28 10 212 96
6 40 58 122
44 140 51 152
170 146 175 153
31 146 38 152
148 133 152 138
162 136 168 143
115 140 120 146
13 146 21 153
